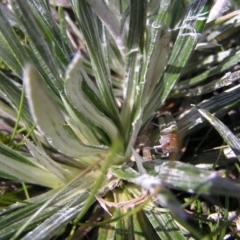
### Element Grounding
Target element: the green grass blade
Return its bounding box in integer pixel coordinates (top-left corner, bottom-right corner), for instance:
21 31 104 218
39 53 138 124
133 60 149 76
178 85 240 136
0 146 64 188
132 173 187 220
19 174 113 240
0 71 31 121
9 172 100 239
71 0 121 128
144 210 187 240
61 97 104 146
143 160 240 197
128 2 172 148
177 50 240 89
0 101 23 126
143 0 213 120
0 6 28 76
97 213 116 239
0 203 52 239
10 0 63 94
28 0 73 66
144 30 171 100
21 205 83 240
182 46 239 76
173 70 240 97
84 0 123 50
141 0 172 102
120 0 147 136
196 106 240 161
107 177 187 239
112 159 240 197
25 139 80 183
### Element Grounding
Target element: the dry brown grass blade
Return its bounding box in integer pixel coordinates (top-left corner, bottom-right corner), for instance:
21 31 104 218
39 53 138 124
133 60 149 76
95 190 149 216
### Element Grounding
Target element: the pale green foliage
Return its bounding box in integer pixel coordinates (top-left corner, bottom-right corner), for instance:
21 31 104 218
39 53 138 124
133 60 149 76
0 0 240 239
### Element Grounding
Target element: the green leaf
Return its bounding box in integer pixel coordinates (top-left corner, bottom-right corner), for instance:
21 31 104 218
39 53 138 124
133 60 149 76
113 160 240 197
144 30 171 99
21 205 82 240
172 70 240 97
61 97 103 146
0 5 28 76
127 186 185 240
25 139 81 183
177 49 240 89
207 13 240 42
178 85 240 136
84 0 123 50
0 142 64 188
17 175 112 240
113 150 187 221
132 174 187 220
144 210 187 240
141 0 172 103
128 1 172 149
3 172 102 239
24 64 108 157
71 0 121 129
120 0 147 136
28 0 73 66
143 0 213 120
0 71 31 121
64 54 120 143
0 203 56 240
10 0 63 94
144 160 240 197
196 106 240 161
182 46 238 75
0 101 23 126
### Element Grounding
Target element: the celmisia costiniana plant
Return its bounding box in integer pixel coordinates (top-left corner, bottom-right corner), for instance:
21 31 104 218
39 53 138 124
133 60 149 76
1 0 240 239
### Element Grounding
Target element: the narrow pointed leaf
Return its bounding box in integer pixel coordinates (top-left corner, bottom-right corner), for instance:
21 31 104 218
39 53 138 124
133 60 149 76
0 148 64 188
0 5 28 76
121 0 147 135
10 0 63 94
112 160 240 197
98 213 116 239
177 49 240 89
85 0 123 50
144 160 240 197
144 30 171 99
71 0 121 128
25 139 80 183
28 0 73 65
196 106 240 161
144 210 187 240
178 85 240 136
173 70 240 97
64 54 119 142
0 71 31 121
132 174 187 221
20 180 113 240
61 97 102 145
144 0 213 119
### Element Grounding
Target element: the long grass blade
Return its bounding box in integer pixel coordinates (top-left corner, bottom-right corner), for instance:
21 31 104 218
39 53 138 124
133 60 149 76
143 0 213 120
196 106 240 161
71 0 121 128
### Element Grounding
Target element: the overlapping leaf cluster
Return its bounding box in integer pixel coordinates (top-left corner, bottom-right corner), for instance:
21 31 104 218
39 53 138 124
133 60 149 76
0 0 240 239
